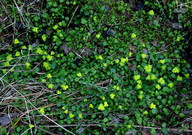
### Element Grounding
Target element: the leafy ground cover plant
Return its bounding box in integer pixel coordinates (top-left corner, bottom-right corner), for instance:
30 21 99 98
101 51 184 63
0 0 192 134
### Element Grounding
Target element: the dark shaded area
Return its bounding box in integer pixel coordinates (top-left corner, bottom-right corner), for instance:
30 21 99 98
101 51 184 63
184 30 192 77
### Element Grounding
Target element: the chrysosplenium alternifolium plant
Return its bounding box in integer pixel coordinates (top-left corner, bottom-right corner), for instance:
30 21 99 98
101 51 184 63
0 0 191 134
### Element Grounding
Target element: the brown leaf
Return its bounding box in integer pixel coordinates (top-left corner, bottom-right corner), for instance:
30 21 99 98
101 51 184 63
125 130 134 135
161 44 167 51
0 113 18 126
128 0 136 8
172 23 183 30
61 44 73 54
141 131 150 135
32 40 39 47
143 48 149 59
81 48 93 56
151 41 158 47
173 8 187 14
161 0 167 5
77 127 85 134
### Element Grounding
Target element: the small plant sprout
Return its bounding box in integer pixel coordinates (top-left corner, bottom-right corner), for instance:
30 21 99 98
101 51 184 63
185 74 189 78
110 93 115 99
129 52 133 56
48 83 54 89
4 61 10 66
46 73 52 78
133 75 141 81
168 82 174 88
150 103 156 109
136 84 142 89
141 54 147 59
28 45 33 50
15 51 21 57
78 113 83 118
156 84 161 90
95 55 103 60
61 85 69 90
95 33 101 38
64 110 68 114
100 96 106 100
43 62 51 70
69 113 74 118
146 74 157 80
144 65 153 73
93 16 97 21
103 63 108 67
14 38 20 44
25 62 31 68
89 104 94 108
118 105 122 109
172 67 180 73
121 57 128 63
158 77 165 85
57 90 61 94
39 108 45 114
177 76 183 81
42 34 47 41
159 59 166 64
32 27 39 33
53 25 58 30
47 55 53 61
29 124 34 129
113 85 120 90
41 79 46 83
98 103 105 111
176 36 181 41
51 51 55 55
73 1 76 5
36 48 43 54
142 43 146 47
131 33 137 38
127 125 132 129
138 91 144 99
161 65 166 70
148 10 155 15
77 73 82 77
22 46 27 49
6 54 13 61
115 59 120 63
137 80 142 84
104 101 109 107
143 111 148 115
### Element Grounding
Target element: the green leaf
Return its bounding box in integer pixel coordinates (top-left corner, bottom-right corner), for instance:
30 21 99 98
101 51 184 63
152 109 158 114
150 129 156 134
162 127 168 134
136 117 142 125
66 37 71 41
59 0 64 3
179 113 185 117
162 122 166 127
92 114 96 118
110 68 116 73
81 18 87 24
103 118 108 123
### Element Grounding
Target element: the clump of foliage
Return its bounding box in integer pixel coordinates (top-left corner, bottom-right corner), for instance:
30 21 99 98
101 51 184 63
0 0 191 134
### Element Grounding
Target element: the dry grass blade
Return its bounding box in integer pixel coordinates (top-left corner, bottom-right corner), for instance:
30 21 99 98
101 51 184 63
2 79 76 135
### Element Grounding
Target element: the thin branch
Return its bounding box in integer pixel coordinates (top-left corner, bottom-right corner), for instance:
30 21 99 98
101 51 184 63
135 125 192 133
67 6 79 27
